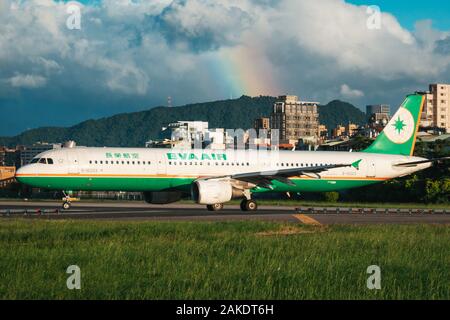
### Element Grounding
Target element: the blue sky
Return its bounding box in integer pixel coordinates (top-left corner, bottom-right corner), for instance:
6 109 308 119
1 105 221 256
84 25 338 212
347 0 450 30
0 0 449 137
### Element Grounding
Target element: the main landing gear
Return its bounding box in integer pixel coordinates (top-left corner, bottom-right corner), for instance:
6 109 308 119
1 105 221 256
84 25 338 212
206 203 224 211
240 199 258 212
205 198 258 212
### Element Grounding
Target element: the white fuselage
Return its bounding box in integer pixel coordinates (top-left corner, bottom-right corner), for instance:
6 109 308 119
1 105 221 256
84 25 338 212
15 147 430 193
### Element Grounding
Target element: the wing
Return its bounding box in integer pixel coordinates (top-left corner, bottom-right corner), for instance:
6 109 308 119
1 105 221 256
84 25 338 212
200 162 357 189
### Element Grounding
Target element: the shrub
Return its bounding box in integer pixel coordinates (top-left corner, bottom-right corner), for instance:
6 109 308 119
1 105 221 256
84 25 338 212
323 191 339 202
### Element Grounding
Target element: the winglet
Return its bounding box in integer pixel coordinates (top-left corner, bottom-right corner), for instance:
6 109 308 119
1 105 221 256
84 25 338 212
351 159 362 170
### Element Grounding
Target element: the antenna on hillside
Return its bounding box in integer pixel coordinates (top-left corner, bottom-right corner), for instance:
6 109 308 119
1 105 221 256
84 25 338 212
167 96 172 108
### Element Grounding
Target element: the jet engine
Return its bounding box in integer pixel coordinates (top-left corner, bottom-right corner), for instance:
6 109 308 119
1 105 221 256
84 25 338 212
191 180 244 205
143 191 182 204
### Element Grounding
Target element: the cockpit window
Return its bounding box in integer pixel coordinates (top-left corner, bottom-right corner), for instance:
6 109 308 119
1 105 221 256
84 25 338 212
39 158 47 164
30 158 39 164
47 158 54 164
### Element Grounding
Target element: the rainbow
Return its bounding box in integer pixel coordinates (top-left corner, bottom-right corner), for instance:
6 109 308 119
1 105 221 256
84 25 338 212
210 46 281 99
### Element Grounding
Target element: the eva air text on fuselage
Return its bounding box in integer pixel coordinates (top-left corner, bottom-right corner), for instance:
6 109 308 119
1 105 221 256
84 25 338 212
167 152 227 161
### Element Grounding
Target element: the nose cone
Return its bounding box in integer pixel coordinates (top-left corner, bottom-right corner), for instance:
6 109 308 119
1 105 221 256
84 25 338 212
15 167 24 183
15 165 31 183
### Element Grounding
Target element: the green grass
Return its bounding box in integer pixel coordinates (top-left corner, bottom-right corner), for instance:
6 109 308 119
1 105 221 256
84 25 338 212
0 220 449 299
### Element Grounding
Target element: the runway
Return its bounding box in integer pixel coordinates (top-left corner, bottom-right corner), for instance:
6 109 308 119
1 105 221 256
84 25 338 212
0 201 449 224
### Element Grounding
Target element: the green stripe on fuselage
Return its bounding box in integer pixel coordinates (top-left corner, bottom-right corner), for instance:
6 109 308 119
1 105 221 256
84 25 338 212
17 176 382 193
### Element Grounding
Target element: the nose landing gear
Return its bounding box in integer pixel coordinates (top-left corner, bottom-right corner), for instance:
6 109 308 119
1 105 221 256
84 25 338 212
61 191 79 210
62 201 71 210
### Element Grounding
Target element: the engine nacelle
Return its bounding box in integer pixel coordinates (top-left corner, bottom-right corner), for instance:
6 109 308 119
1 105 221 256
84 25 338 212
191 180 244 205
143 191 182 204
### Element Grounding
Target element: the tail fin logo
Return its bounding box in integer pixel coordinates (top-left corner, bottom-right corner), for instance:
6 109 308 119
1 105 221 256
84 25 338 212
383 107 415 144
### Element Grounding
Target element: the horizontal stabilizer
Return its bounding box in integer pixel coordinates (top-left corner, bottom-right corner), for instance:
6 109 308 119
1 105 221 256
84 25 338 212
393 157 450 167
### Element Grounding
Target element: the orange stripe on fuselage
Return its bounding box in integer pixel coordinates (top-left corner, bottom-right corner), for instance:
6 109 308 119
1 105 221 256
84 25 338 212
15 173 390 181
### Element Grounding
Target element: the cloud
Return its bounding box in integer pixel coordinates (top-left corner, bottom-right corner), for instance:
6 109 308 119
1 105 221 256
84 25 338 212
340 84 364 98
7 74 47 88
0 0 449 135
435 36 450 55
154 0 254 52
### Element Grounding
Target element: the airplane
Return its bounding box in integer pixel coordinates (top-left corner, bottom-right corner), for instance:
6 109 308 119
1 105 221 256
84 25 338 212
15 93 449 211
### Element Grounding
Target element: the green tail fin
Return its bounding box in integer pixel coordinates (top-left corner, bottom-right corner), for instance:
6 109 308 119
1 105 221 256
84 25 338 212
363 93 425 156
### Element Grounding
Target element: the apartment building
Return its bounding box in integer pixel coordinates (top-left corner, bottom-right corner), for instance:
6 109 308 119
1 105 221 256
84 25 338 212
421 83 450 132
270 95 319 144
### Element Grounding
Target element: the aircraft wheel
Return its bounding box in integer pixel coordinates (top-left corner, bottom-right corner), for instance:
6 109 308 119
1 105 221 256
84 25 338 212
240 199 258 212
207 203 224 211
62 202 71 210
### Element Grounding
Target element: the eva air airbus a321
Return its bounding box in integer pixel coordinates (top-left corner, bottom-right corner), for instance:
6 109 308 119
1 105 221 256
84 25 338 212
15 93 449 211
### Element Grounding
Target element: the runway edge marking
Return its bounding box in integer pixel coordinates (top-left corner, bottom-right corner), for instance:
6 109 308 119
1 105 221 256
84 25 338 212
292 214 322 226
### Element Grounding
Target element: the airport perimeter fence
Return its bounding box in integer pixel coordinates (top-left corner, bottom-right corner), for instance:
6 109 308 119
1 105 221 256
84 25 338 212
295 207 450 215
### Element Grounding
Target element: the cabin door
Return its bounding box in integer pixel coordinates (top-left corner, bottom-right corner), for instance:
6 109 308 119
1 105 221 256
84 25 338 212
67 152 80 174
156 155 167 175
366 159 376 178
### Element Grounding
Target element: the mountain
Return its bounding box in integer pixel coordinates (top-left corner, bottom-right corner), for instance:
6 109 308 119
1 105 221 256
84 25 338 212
319 100 367 131
0 96 365 147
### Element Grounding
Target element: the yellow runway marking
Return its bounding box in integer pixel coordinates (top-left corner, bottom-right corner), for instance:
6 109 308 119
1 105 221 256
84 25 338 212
293 214 322 226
